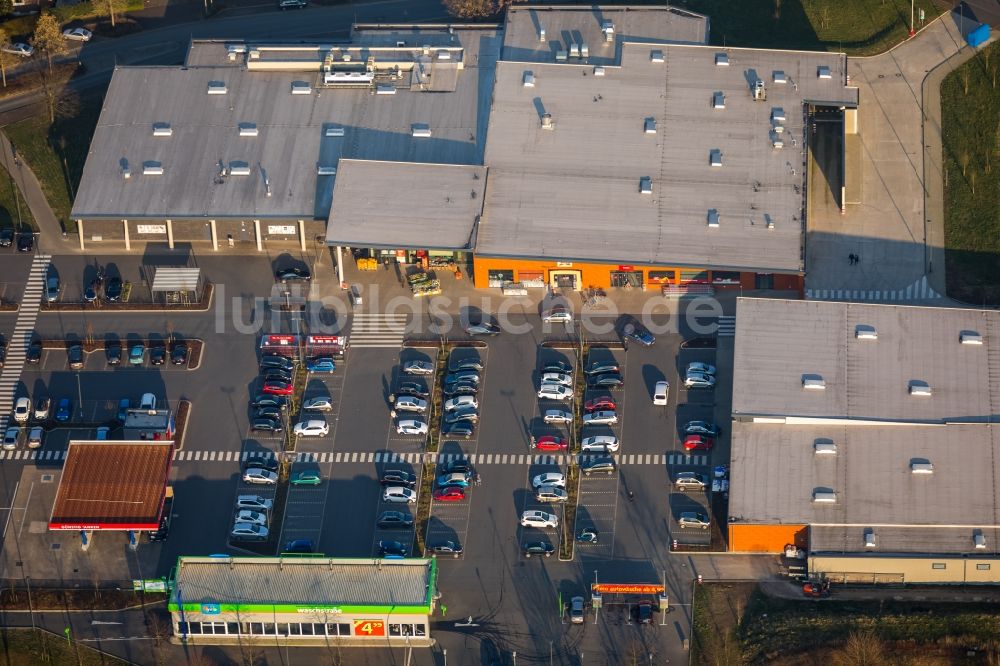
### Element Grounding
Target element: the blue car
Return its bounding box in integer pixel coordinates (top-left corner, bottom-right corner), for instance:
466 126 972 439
623 323 655 346
117 398 131 422
129 343 145 365
306 357 336 373
56 398 71 422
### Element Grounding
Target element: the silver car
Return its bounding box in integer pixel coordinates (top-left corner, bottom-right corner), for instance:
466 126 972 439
537 384 573 401
235 510 268 526
236 495 273 511
542 307 573 323
231 523 269 541
444 395 478 412
402 360 434 376
540 372 573 387
582 410 618 425
673 472 707 491
532 472 566 489
303 396 334 412
383 486 418 504
394 396 428 413
543 409 573 425
535 485 569 503
580 435 619 453
242 468 278 485
678 511 710 529
684 373 716 389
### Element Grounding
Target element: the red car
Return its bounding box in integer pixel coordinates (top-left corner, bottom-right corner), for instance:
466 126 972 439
533 436 568 452
433 487 466 502
585 396 616 412
683 435 714 452
262 380 294 396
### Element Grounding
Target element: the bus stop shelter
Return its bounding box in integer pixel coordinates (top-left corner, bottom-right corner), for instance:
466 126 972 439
151 267 203 305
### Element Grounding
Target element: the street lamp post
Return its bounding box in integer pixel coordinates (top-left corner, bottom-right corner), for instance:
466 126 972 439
909 0 916 37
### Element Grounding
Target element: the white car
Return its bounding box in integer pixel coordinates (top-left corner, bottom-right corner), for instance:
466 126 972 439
402 360 434 376
27 427 43 449
444 395 478 412
684 373 716 389
383 486 417 504
540 372 573 387
235 509 268 526
687 362 716 376
653 380 669 406
535 485 569 503
394 396 428 413
140 393 157 410
236 495 273 511
580 435 619 452
542 308 572 323
303 396 334 412
2 43 33 57
396 419 428 436
537 384 573 401
293 420 329 437
542 409 573 425
13 397 30 423
520 510 558 528
62 28 93 42
243 468 278 485
231 523 269 540
582 410 618 425
532 472 566 489
2 427 18 450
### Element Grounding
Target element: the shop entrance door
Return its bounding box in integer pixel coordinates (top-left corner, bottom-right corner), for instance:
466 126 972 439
549 270 581 291
610 271 643 289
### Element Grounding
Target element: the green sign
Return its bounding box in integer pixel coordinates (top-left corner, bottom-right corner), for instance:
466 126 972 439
133 579 167 592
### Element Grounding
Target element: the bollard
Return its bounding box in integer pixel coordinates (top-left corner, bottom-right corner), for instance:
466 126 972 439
672 539 677 551
697 574 703 584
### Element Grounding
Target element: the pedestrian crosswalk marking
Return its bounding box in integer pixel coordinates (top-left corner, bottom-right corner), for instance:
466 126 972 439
0 255 51 433
349 313 407 349
806 275 941 302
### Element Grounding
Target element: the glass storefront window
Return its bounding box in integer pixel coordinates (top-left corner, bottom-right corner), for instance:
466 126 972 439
227 622 239 635
263 623 276 635
414 624 426 637
647 270 675 283
338 623 351 636
711 271 740 284
680 270 709 283
250 622 263 635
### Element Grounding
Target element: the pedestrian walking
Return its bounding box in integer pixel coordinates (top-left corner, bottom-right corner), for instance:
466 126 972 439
474 473 482 487
854 253 860 264
441 604 447 618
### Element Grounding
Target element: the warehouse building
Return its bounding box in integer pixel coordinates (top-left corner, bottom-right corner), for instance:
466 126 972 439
728 298 1000 583
169 556 438 646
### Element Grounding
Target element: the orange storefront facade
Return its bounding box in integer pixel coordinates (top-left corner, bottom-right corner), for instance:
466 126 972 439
472 256 804 293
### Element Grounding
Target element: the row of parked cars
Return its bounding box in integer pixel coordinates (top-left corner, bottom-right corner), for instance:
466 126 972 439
376 460 470 558
20 338 189 368
394 354 485 439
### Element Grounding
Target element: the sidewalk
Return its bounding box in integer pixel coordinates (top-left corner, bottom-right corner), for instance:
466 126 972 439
0 130 68 254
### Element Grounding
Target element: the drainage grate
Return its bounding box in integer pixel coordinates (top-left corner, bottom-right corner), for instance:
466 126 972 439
41 475 54 483
50 543 61 551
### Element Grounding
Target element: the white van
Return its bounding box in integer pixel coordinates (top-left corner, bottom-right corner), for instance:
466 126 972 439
653 380 669 406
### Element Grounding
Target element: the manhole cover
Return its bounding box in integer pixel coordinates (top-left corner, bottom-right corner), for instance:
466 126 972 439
51 543 61 551
40 475 54 483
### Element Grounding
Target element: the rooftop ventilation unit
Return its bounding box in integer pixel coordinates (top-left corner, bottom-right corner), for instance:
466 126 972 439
593 66 605 76
974 533 987 549
142 161 164 176
864 531 877 548
818 65 832 79
229 161 251 176
650 50 664 63
539 28 546 43
910 461 934 474
773 125 785 134
152 123 172 137
715 52 729 66
437 50 451 60
644 118 657 134
812 491 836 503
765 214 774 229
709 149 722 167
773 70 787 83
855 324 878 340
555 50 568 62
771 132 784 149
580 44 589 58
771 107 786 122
249 49 260 60
814 440 837 455
325 125 345 137
291 81 311 95
960 331 983 345
602 21 614 42
713 91 725 109
396 41 405 47
411 124 432 138
707 209 719 228
802 376 825 390
569 43 580 58
752 79 767 101
375 84 396 95
639 177 652 194
523 71 535 87
909 383 932 397
239 123 258 137
540 113 554 130
207 81 227 95
317 165 337 175
121 160 131 180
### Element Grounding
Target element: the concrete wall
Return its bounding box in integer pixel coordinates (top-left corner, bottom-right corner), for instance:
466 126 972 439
810 555 1000 584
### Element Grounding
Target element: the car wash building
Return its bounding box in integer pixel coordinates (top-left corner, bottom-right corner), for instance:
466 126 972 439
169 556 438 646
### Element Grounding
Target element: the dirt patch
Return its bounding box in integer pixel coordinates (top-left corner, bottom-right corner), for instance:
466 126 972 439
0 586 165 611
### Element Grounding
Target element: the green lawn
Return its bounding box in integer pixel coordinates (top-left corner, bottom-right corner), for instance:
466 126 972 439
677 0 943 55
4 90 104 233
941 40 1000 305
0 161 36 232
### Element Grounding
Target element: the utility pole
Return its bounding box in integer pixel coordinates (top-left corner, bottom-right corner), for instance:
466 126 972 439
909 0 916 37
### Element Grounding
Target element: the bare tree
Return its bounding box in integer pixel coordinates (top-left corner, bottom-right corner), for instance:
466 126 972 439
97 0 130 29
962 66 971 94
773 0 782 20
834 629 885 666
0 29 12 88
969 169 977 194
959 149 970 177
443 0 496 17
35 67 79 123
821 7 831 29
31 12 65 74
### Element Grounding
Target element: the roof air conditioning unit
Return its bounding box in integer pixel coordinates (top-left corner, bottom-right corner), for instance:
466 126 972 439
765 214 774 229
540 113 554 130
539 28 546 43
707 209 719 228
555 50 568 62
802 376 825 390
376 84 396 95
772 107 786 122
713 91 725 109
142 162 164 176
325 125 345 137
855 324 878 340
438 50 451 60
317 165 337 175
639 177 652 194
523 71 535 87
644 118 657 134
239 124 258 137
864 531 877 548
650 50 664 63
960 331 983 345
121 162 131 180
602 21 614 42
229 162 251 176
812 491 836 503
411 125 432 138
580 44 589 59
771 134 784 149
773 70 787 83
710 149 722 167
207 82 227 95
814 440 836 455
818 65 832 79
974 533 986 549
593 66 605 77
291 82 311 95
910 462 934 474
152 123 172 137
569 43 580 58
715 52 729 66
909 383 932 397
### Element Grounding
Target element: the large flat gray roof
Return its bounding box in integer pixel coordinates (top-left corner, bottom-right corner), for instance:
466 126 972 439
72 28 499 221
729 422 1000 553
732 298 1000 422
326 160 486 249
501 4 709 64
477 43 857 271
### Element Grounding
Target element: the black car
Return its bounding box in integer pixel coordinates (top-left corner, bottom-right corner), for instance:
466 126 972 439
585 362 619 376
0 228 12 247
0 340 5 368
636 601 654 624
26 340 42 364
441 459 473 475
523 542 555 558
275 267 312 282
283 539 314 554
622 322 656 346
448 357 484 372
150 345 167 366
378 540 407 558
543 360 573 374
106 341 122 365
253 406 282 421
396 382 429 399
442 383 479 398
444 371 480 386
171 341 189 365
260 354 294 372
250 417 283 432
262 368 293 383
16 233 33 252
587 372 624 388
83 281 99 303
429 541 463 558
380 470 417 487
104 277 123 302
376 510 414 529
465 322 500 336
441 422 475 439
67 344 84 369
243 456 279 472
251 394 288 410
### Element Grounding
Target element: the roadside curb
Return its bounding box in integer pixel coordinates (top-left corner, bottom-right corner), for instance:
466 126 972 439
39 282 215 314
173 400 192 451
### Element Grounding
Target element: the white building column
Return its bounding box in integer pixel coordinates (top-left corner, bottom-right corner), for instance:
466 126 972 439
336 245 345 287
298 220 306 252
77 220 85 251
210 220 218 251
254 219 262 252
123 219 130 251
166 219 174 249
